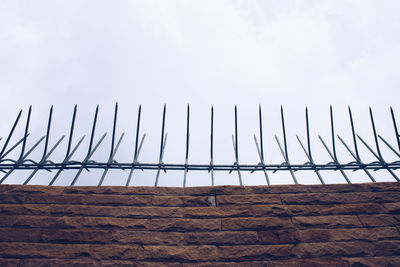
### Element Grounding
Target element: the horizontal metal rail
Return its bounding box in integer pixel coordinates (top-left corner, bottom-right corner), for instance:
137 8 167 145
0 104 399 186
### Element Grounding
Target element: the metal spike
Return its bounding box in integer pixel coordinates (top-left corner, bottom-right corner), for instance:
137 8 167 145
210 106 214 186
87 105 99 156
281 105 289 161
348 106 360 160
369 107 382 158
66 105 77 157
19 106 32 159
305 107 312 159
330 105 337 160
42 106 53 159
183 104 190 188
390 107 400 153
0 110 22 157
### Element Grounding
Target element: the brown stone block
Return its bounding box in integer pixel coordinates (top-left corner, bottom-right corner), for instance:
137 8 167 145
0 192 153 206
306 183 370 193
374 191 400 202
16 259 179 267
216 194 281 206
342 256 400 267
0 204 183 218
293 215 362 229
112 231 184 245
184 262 246 267
184 260 300 267
143 245 218 261
64 186 184 196
0 227 113 243
135 262 182 267
0 215 149 229
298 229 331 242
182 196 211 206
183 206 252 218
258 229 299 244
152 196 184 206
184 231 258 245
281 192 377 205
184 185 247 195
0 242 144 260
0 184 64 194
152 196 210 207
75 194 153 206
372 240 400 256
241 186 272 194
43 229 113 243
293 241 373 257
222 217 292 230
63 186 130 195
266 184 310 194
0 203 52 216
184 186 214 195
183 204 288 218
394 215 400 222
90 205 183 218
62 216 149 229
369 182 400 192
287 203 385 216
135 186 184 196
299 227 400 243
0 227 43 242
384 202 400 214
0 215 70 228
150 218 220 231
218 244 294 260
0 258 20 267
251 205 290 217
300 258 348 267
358 214 398 227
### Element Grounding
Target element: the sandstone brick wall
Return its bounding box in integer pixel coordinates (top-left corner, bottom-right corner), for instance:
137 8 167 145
0 182 400 266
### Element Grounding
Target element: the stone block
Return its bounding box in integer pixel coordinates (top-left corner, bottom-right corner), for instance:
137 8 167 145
184 231 258 245
358 214 398 227
299 227 400 243
293 241 373 257
112 231 184 245
258 229 300 244
217 194 281 205
150 218 220 231
293 215 362 229
222 217 292 230
218 244 294 260
143 245 218 261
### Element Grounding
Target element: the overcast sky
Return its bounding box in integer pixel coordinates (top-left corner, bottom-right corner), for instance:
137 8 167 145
1 0 400 186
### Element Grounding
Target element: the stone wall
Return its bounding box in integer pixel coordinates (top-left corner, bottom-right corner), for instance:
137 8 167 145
0 182 400 266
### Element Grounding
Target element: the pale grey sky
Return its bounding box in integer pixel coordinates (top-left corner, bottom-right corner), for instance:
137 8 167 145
1 0 400 186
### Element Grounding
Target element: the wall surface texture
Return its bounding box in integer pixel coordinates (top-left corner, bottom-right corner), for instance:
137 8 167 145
0 182 400 266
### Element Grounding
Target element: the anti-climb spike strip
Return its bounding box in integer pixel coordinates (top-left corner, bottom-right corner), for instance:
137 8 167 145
0 104 400 186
